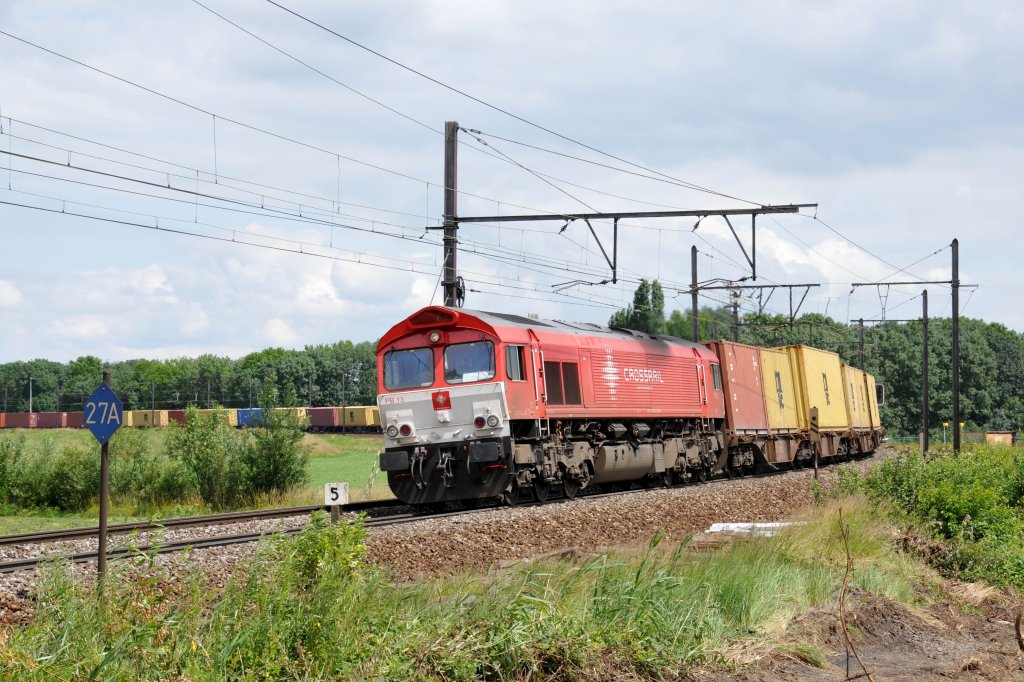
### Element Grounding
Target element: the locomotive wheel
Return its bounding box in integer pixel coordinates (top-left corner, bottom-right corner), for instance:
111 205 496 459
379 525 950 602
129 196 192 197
660 469 674 488
533 478 550 503
562 477 581 500
501 485 520 507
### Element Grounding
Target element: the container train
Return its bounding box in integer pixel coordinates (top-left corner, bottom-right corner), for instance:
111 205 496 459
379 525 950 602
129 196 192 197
0 405 381 432
376 306 884 507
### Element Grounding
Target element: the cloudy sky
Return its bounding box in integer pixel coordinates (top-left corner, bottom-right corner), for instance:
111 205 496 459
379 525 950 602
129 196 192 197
1 1 1020 362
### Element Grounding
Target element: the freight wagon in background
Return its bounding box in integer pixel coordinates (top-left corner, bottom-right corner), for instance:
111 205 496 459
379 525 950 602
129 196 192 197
0 405 382 433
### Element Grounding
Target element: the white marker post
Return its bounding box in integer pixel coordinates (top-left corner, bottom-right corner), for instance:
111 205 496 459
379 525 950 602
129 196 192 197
325 482 349 523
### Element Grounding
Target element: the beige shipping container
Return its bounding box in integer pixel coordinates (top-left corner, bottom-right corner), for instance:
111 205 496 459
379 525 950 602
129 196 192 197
842 366 870 430
759 347 802 432
130 409 169 428
862 371 881 429
271 407 308 423
123 411 135 428
779 345 850 431
197 408 238 427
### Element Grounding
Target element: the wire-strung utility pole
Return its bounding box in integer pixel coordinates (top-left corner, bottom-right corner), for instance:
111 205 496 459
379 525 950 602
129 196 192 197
922 290 929 453
852 239 967 451
442 121 462 307
435 122 815 310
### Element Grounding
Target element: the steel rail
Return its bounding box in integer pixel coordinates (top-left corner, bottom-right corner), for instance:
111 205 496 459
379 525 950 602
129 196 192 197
0 507 471 574
0 499 403 547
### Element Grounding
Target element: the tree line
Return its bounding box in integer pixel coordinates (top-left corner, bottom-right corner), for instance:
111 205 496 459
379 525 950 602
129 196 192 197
0 341 378 413
2 283 1020 437
615 279 1024 436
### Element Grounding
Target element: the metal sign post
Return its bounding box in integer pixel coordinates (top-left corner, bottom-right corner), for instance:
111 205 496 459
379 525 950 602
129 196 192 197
84 373 123 582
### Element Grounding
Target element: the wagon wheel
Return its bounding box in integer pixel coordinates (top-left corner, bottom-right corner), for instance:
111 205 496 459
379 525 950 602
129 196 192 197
533 478 550 503
562 477 581 500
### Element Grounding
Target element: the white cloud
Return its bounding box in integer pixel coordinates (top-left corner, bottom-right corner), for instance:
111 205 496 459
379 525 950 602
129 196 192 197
0 281 23 308
263 318 300 347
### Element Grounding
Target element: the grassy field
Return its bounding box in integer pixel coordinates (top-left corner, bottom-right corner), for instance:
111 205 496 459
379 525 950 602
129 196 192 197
0 429 389 534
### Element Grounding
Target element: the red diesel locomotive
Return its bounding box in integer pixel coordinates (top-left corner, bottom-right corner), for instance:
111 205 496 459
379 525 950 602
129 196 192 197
377 306 731 506
376 306 883 508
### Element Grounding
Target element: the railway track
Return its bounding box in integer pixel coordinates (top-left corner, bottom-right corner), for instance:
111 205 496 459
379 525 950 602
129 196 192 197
0 504 495 574
0 498 403 548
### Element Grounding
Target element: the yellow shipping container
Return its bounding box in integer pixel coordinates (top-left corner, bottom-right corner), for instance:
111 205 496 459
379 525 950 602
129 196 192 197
842 366 870 430
342 406 377 427
271 407 308 422
862 371 881 429
779 345 850 431
130 409 169 428
123 411 135 428
758 348 801 432
197 408 238 427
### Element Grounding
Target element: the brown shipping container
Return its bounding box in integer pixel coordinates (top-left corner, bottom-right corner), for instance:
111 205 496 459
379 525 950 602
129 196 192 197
7 413 38 428
0 413 6 429
707 341 768 433
66 411 84 428
167 410 187 425
307 407 339 429
37 412 68 428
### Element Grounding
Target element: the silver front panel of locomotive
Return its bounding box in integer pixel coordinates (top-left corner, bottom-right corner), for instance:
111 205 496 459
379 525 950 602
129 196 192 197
377 381 510 447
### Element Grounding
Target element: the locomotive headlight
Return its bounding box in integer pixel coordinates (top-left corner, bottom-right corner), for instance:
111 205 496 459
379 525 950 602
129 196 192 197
386 425 399 438
428 329 442 344
399 424 412 437
486 414 501 428
474 416 486 429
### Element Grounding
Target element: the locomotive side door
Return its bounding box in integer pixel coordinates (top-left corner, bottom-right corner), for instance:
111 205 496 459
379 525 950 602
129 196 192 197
527 329 546 418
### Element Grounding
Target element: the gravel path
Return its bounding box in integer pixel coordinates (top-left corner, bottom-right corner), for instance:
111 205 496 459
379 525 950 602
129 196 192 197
0 449 896 627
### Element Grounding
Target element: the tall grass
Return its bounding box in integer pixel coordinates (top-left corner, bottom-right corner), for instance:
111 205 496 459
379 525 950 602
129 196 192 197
0 501 925 680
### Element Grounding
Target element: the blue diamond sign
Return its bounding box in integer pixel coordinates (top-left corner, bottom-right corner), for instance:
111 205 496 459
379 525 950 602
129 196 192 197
84 383 123 445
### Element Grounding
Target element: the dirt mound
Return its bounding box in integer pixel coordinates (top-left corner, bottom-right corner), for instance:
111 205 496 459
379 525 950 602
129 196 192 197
704 592 1024 681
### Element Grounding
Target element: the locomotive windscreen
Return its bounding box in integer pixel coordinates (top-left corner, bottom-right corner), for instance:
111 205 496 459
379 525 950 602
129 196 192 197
383 347 435 390
444 341 495 384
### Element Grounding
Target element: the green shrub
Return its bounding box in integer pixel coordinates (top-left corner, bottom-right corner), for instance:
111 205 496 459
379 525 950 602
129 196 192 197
165 406 246 510
109 428 192 509
241 394 309 496
864 445 1024 587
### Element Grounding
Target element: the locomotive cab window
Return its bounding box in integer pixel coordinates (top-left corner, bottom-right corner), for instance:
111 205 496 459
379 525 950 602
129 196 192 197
506 345 526 381
711 364 722 390
383 347 434 391
444 340 495 384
